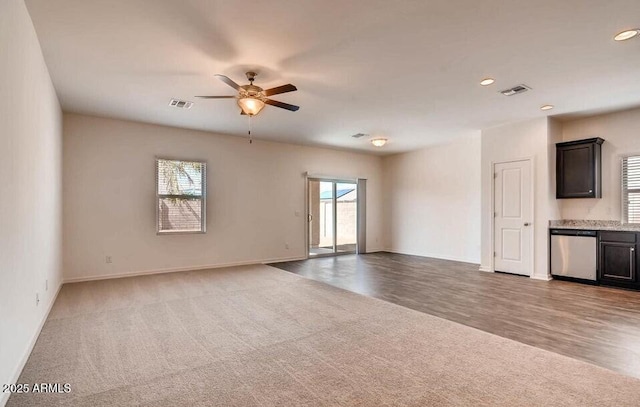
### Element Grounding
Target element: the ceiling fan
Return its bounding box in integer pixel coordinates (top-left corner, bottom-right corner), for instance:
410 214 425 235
196 72 299 116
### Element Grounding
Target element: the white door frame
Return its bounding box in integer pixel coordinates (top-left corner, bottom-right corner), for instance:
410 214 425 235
490 157 535 276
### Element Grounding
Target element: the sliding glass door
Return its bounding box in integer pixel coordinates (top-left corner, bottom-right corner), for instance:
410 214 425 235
335 182 357 253
308 179 357 257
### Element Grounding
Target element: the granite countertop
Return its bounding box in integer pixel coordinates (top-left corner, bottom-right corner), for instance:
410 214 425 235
549 220 640 232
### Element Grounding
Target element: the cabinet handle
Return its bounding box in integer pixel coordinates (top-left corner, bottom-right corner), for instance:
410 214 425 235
589 190 593 193
630 248 635 276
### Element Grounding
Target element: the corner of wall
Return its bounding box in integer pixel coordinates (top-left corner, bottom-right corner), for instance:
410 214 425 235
0 1 64 402
480 117 556 280
380 134 482 263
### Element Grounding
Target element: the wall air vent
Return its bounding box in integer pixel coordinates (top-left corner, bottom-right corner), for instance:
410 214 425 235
500 84 531 96
352 133 368 138
169 99 194 109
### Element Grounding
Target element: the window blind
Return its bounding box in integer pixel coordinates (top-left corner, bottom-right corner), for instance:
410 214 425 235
156 159 206 233
622 155 640 224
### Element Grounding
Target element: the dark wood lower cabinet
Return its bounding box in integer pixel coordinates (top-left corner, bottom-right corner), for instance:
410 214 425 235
599 242 636 282
598 231 638 288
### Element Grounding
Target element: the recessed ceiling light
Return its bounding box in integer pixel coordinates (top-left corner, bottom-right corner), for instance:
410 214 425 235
614 29 639 41
540 104 554 111
371 138 387 147
480 78 495 86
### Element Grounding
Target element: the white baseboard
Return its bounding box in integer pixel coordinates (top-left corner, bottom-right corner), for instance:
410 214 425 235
530 274 553 281
479 265 494 273
384 248 480 265
1 282 62 407
63 256 307 284
264 256 307 264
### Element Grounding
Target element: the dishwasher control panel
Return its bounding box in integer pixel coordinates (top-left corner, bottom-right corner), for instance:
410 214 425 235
550 229 597 237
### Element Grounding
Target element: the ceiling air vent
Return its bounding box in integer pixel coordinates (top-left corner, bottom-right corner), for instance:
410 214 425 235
169 99 194 109
500 84 531 96
352 133 368 139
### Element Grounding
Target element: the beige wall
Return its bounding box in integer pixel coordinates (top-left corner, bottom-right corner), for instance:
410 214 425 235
480 118 558 280
62 114 384 281
382 134 481 263
335 201 357 245
560 107 640 221
548 118 563 225
0 0 63 404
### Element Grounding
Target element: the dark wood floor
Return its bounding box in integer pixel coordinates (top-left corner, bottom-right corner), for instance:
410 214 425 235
271 252 640 379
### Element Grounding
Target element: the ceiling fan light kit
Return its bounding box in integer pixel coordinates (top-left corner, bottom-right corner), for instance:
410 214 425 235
371 138 387 147
196 71 299 117
237 97 265 116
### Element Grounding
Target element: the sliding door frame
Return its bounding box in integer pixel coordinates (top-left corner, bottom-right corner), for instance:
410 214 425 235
306 176 361 259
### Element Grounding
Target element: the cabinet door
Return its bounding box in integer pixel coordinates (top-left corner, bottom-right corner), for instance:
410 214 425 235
599 242 636 282
557 144 595 198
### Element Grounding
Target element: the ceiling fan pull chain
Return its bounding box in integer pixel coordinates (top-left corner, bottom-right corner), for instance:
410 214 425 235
248 115 253 144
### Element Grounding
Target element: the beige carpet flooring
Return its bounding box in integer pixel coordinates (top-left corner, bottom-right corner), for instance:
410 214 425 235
8 264 640 406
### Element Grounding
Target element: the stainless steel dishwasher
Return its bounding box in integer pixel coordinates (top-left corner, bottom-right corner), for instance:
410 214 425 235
550 229 597 281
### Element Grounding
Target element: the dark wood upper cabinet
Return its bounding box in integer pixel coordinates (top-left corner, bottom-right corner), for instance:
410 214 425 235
556 137 604 199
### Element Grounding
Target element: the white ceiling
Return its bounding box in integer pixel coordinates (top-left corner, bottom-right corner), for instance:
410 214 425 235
25 0 640 154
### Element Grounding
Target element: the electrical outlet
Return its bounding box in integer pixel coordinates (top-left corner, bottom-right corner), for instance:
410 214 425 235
106 256 112 264
36 293 40 306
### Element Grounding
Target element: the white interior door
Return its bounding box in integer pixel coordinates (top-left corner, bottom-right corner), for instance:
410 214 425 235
494 160 532 276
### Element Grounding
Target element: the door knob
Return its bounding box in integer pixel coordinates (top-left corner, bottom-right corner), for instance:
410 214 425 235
524 222 531 226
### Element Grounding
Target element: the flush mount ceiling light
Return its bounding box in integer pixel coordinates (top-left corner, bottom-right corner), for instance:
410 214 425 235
371 138 387 147
540 104 554 111
480 78 495 86
614 29 639 41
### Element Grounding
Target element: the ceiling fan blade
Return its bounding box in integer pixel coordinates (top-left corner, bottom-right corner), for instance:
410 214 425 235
214 74 241 91
263 84 297 97
264 98 300 112
195 95 236 99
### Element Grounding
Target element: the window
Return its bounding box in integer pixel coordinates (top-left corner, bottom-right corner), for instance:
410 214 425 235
622 155 640 224
156 158 206 233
